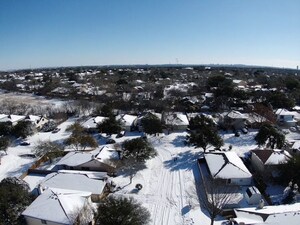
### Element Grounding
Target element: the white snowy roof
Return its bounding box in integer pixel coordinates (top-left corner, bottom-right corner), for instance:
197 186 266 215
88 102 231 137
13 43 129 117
25 115 42 123
57 147 119 167
275 108 294 116
226 111 248 119
81 116 107 129
0 115 25 123
22 188 91 224
116 114 137 127
292 141 300 150
39 172 106 195
164 112 189 126
234 203 300 225
58 170 107 180
205 152 252 179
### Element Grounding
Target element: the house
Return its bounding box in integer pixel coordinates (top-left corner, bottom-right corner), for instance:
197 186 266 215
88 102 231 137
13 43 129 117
162 112 189 131
0 114 25 126
25 115 48 130
116 114 137 131
56 146 120 173
233 202 300 225
81 116 108 132
251 149 292 177
204 151 252 185
22 188 94 225
35 171 107 202
275 108 296 127
220 110 248 130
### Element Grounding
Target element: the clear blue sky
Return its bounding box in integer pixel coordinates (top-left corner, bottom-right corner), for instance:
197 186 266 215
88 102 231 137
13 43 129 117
0 0 299 70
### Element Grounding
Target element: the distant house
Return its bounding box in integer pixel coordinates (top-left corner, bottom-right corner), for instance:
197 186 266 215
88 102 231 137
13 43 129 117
204 151 252 186
233 203 300 225
25 115 48 130
22 188 94 225
35 171 107 202
251 149 292 177
162 112 189 131
275 108 296 127
56 146 120 173
116 114 138 131
81 116 108 132
0 114 25 126
220 110 248 130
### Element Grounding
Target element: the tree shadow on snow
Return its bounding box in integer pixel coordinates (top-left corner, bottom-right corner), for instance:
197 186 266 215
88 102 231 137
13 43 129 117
163 150 202 171
171 135 187 148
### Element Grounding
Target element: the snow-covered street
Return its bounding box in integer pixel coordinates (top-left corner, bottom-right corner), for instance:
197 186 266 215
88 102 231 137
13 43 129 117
113 132 211 225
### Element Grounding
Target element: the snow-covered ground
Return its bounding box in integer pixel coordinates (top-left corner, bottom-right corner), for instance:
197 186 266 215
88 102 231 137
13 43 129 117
0 118 75 181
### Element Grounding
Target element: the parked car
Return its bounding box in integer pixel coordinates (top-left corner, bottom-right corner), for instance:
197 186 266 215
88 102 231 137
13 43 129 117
52 128 61 133
20 141 30 146
106 138 116 144
241 127 248 134
234 131 240 137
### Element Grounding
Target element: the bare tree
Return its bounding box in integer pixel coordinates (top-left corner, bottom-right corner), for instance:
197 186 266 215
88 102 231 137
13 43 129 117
200 178 237 225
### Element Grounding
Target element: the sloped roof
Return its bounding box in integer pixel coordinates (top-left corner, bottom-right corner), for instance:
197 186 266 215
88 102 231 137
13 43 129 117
234 203 300 225
164 112 189 126
251 149 291 165
275 108 294 116
22 188 91 224
205 152 252 179
81 116 107 129
39 172 106 195
116 114 137 127
226 111 248 119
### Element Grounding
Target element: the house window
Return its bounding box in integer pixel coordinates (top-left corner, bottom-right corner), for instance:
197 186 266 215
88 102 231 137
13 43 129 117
41 220 47 224
227 179 231 184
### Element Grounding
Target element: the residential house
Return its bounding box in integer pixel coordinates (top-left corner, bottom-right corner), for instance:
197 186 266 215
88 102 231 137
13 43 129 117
275 108 296 127
35 171 107 202
22 188 93 225
56 146 120 173
116 114 137 131
81 116 108 132
233 203 300 225
25 115 48 130
204 151 252 186
0 114 25 126
251 149 292 178
220 110 248 130
136 111 162 132
162 112 189 131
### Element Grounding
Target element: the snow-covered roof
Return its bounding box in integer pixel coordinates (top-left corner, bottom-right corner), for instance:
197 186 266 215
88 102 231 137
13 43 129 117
81 116 107 129
275 108 295 116
116 114 137 127
234 203 300 225
226 111 248 119
251 149 291 165
292 140 300 150
57 147 119 167
22 188 91 224
38 172 106 195
164 112 189 126
58 170 107 180
0 115 25 123
205 152 252 179
25 115 42 123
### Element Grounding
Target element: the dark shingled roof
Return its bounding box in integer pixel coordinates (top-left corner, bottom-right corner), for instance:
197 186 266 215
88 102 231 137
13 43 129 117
251 149 273 164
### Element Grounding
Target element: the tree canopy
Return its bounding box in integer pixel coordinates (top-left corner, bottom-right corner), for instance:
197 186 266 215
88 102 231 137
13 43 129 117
123 138 156 162
187 115 223 152
97 116 122 135
94 196 151 225
65 122 98 151
0 177 32 225
141 114 162 135
33 140 64 161
255 123 285 149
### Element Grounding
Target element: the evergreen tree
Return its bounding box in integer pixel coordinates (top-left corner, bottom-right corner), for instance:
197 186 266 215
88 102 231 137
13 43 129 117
0 177 32 225
123 138 156 162
98 116 122 134
94 196 151 225
255 123 285 149
141 114 162 135
187 115 223 152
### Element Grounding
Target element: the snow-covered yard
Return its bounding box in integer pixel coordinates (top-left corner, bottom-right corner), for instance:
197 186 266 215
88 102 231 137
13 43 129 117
0 118 75 181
